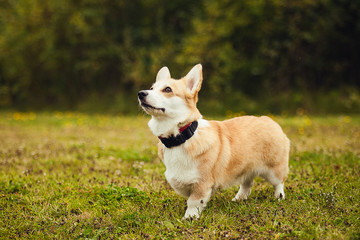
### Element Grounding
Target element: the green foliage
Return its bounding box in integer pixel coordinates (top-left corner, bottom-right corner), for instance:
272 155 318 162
0 0 359 113
178 0 360 114
0 0 201 110
94 185 149 206
0 112 359 239
0 180 28 194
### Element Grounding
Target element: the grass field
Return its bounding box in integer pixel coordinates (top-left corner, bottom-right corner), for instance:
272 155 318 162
0 112 359 239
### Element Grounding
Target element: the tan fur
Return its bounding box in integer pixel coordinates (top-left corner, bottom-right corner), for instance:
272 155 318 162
158 116 290 196
139 64 290 219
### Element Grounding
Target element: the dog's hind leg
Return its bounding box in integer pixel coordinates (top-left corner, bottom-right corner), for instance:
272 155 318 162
261 168 286 200
232 175 254 201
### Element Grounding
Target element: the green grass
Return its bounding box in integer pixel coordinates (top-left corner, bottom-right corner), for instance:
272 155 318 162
0 112 359 239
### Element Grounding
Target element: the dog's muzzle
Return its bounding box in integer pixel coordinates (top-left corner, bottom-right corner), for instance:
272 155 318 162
138 90 165 112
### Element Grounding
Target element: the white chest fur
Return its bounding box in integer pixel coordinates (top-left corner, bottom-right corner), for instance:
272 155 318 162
163 146 200 197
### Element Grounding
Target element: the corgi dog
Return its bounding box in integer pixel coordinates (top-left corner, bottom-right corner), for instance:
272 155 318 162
138 64 290 219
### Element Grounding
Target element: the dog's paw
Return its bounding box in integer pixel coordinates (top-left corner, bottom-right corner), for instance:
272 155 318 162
232 188 251 202
232 197 240 202
275 191 285 200
274 184 285 200
232 195 247 202
183 208 200 220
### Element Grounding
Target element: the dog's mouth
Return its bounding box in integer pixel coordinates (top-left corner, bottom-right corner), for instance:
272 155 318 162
141 102 165 112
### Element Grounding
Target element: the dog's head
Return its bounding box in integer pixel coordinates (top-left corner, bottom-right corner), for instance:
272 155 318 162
138 64 203 122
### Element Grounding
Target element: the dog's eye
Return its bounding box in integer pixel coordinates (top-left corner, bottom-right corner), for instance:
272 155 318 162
163 87 172 93
150 87 154 90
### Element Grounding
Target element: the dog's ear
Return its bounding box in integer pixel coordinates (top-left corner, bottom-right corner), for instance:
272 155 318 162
185 64 203 95
156 66 171 82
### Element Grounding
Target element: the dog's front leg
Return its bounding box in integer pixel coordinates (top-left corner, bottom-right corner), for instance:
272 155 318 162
184 186 212 219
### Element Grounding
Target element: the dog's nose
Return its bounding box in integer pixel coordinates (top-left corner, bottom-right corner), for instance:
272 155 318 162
138 90 148 100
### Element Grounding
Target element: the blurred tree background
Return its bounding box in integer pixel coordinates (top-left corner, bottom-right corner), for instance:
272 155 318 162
0 0 359 114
